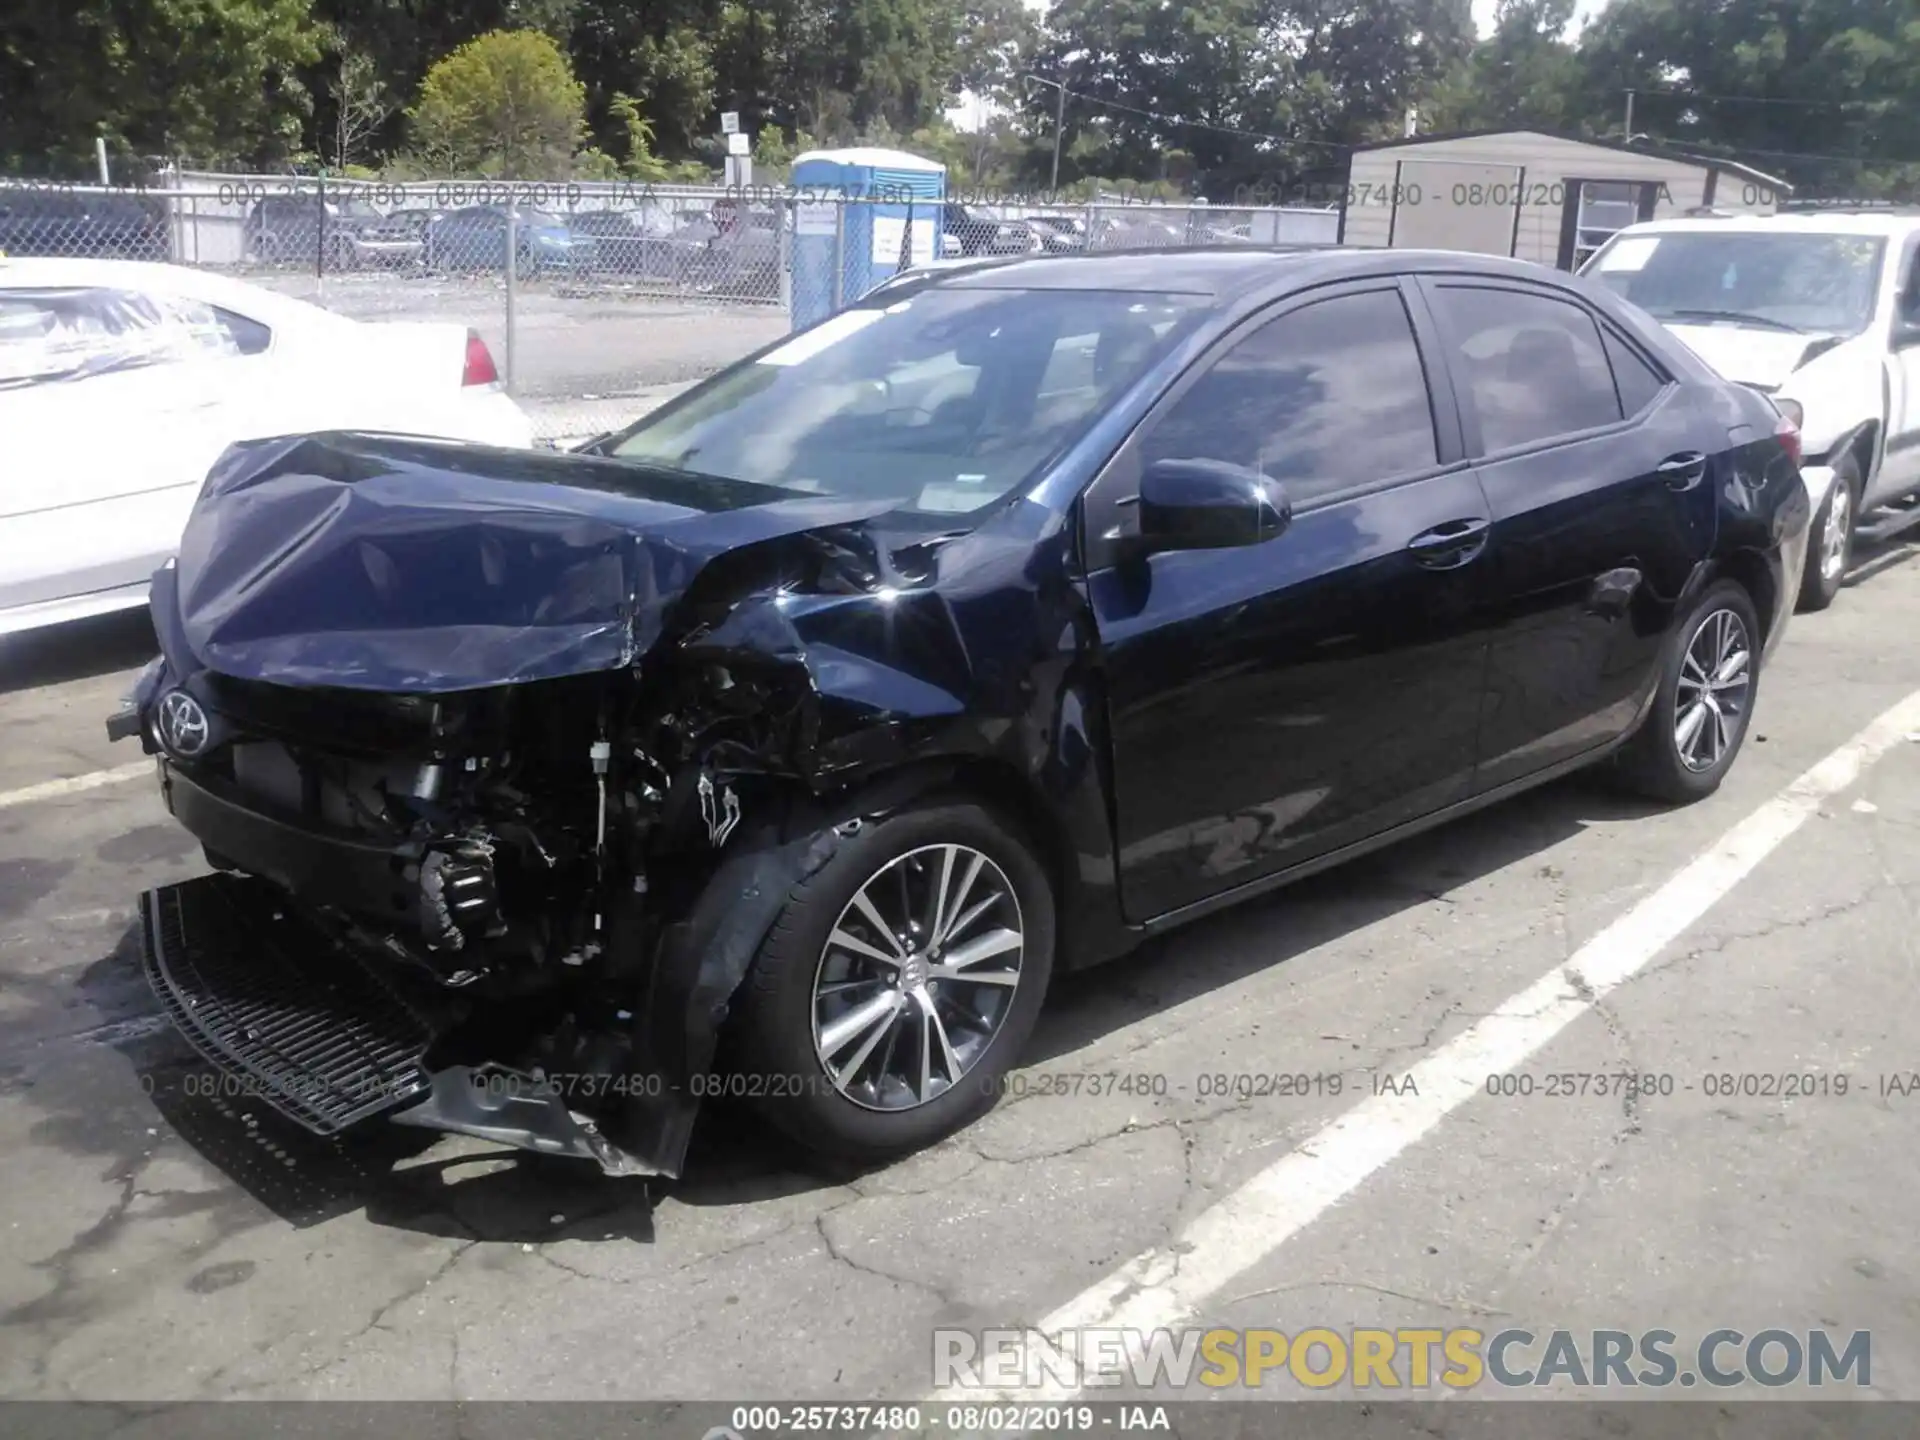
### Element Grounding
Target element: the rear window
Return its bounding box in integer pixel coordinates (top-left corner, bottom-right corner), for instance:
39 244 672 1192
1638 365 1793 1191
0 286 253 388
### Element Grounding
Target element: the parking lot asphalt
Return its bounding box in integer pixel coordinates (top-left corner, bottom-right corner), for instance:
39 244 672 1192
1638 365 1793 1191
4 530 1920 1406
253 269 789 402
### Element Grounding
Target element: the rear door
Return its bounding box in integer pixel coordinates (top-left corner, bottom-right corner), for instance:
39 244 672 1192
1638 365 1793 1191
1083 279 1498 921
1416 276 1718 792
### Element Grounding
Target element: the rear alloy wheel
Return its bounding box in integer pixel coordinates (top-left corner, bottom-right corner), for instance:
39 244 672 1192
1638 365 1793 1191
733 801 1054 1165
1614 579 1760 804
1798 453 1859 612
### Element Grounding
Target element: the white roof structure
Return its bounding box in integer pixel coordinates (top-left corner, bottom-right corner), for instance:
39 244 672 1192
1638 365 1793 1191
791 147 946 173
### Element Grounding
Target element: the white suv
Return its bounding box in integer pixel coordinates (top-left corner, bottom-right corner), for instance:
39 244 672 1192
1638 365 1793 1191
1582 211 1920 610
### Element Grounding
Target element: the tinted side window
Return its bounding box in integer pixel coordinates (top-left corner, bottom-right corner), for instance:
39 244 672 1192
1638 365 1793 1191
1603 328 1665 416
1432 286 1623 453
1141 288 1439 506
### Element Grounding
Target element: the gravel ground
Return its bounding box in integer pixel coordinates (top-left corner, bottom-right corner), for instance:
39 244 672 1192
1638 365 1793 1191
250 268 791 405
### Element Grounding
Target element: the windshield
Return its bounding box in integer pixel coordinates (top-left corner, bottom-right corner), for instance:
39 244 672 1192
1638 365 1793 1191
604 287 1207 515
1588 230 1886 336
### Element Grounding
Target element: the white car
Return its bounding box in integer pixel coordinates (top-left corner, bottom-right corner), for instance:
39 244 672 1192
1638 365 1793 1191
0 257 534 637
1582 212 1920 611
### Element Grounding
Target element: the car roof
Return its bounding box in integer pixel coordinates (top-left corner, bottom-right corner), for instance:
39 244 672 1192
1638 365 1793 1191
914 245 1586 300
1611 212 1920 239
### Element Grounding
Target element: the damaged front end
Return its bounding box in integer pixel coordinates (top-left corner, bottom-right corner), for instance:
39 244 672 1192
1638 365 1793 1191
110 431 1007 1178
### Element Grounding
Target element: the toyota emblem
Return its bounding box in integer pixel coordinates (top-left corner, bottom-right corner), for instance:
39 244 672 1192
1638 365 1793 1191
155 689 210 757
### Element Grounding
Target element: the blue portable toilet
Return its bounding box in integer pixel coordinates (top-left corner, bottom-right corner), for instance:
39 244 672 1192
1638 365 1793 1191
788 147 946 331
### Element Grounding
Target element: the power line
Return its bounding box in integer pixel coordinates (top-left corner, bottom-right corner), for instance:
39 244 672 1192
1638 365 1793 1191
1630 87 1897 112
1695 140 1920 168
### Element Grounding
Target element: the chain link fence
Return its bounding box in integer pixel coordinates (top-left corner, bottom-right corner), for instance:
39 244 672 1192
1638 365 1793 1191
0 174 1339 444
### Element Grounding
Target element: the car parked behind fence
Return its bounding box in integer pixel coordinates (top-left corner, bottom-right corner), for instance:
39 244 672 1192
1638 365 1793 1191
424 205 598 277
243 194 424 271
0 189 168 260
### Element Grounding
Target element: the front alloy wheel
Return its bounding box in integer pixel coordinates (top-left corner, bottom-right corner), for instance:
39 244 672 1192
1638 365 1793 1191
732 800 1055 1166
811 844 1024 1112
1819 476 1853 583
1799 454 1859 613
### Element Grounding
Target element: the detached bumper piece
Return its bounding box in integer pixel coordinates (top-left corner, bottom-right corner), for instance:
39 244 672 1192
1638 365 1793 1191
140 874 437 1134
141 874 661 1177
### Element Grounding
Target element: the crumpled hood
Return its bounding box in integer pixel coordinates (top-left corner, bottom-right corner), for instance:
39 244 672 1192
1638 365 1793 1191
1665 324 1843 390
161 431 904 691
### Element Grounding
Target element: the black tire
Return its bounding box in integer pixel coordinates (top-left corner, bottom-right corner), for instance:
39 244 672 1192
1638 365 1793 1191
1613 578 1762 804
1797 450 1860 613
732 798 1056 1166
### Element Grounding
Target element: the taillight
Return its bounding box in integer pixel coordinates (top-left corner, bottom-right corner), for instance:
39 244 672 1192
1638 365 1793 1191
462 329 499 387
1775 413 1802 469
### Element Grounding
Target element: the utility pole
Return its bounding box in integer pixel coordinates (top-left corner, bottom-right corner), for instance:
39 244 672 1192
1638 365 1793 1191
1052 79 1066 193
1624 88 1635 139
1026 74 1067 193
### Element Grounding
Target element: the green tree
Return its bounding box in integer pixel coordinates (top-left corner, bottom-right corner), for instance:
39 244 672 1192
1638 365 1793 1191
407 28 587 177
328 49 396 170
1031 0 1470 196
1570 0 1920 195
1420 0 1583 134
953 0 1040 110
607 91 676 178
1 0 323 173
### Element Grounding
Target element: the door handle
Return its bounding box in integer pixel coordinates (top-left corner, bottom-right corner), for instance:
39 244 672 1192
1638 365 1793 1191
1657 451 1708 491
1406 517 1491 569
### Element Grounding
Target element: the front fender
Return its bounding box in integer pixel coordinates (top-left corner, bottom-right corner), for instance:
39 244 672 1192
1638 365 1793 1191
1778 343 1882 467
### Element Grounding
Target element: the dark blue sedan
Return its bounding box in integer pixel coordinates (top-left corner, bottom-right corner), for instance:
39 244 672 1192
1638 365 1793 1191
111 246 1810 1178
422 204 596 276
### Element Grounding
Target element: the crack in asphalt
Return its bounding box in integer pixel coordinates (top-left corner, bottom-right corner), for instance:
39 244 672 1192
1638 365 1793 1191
221 1239 480 1396
814 1206 962 1312
1221 1277 1512 1319
2 1139 268 1397
1633 879 1889 983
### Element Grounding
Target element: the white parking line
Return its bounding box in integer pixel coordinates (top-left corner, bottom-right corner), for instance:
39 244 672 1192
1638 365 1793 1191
0 761 151 812
957 687 1920 1404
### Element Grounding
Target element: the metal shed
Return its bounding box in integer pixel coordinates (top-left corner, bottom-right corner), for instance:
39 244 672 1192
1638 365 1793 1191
1338 129 1791 269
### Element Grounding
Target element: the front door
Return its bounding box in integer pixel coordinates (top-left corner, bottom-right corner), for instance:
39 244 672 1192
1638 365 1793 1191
1417 277 1720 791
1083 280 1497 922
1879 233 1920 508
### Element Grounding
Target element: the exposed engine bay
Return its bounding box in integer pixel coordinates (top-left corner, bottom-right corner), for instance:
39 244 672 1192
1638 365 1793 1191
108 429 1048 1178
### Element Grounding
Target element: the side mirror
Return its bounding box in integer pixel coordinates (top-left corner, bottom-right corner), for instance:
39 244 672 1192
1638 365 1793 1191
1137 457 1291 551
